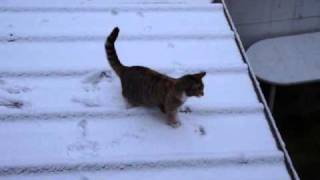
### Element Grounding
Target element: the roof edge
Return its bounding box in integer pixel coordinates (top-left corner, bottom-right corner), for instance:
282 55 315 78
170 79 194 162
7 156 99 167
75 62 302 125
219 1 300 180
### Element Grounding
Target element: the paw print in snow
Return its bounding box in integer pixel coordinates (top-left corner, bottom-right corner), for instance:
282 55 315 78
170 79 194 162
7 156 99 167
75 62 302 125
179 106 192 113
0 98 24 109
0 81 31 109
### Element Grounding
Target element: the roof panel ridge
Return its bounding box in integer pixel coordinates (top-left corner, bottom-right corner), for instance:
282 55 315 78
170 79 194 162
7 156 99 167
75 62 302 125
0 150 284 176
0 4 223 13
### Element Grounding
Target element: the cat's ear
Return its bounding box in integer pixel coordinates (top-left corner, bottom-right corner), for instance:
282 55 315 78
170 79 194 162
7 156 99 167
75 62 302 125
194 71 206 79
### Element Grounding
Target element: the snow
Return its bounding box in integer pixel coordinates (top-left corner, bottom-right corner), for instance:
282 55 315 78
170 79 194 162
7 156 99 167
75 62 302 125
0 1 293 180
2 164 291 180
0 5 230 38
0 39 243 74
0 72 260 114
0 113 278 167
0 0 213 7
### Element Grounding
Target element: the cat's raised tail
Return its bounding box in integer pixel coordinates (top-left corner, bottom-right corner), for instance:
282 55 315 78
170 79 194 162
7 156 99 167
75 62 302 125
105 27 125 77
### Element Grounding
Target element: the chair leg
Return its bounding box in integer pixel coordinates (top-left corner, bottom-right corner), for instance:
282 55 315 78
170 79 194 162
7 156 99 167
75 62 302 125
269 85 277 112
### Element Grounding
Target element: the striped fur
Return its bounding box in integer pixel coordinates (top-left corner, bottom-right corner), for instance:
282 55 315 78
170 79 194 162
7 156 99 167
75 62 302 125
105 27 125 77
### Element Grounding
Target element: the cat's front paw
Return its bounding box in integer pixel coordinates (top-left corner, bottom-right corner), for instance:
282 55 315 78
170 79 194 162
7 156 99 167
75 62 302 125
167 120 181 128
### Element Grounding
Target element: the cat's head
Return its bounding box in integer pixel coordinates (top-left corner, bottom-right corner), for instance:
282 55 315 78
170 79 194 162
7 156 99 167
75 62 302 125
177 72 206 97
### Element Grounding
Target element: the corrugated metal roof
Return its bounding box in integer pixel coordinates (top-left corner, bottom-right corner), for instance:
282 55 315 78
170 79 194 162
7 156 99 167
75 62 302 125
0 0 297 179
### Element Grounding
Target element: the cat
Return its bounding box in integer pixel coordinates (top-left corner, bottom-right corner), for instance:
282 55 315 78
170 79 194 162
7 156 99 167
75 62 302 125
105 27 205 128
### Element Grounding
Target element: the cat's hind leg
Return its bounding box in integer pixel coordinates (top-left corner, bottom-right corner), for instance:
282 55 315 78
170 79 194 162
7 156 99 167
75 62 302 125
123 97 139 109
166 111 181 128
159 104 166 113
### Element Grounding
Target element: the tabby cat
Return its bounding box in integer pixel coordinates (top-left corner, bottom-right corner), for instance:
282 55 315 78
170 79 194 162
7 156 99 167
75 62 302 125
105 27 205 128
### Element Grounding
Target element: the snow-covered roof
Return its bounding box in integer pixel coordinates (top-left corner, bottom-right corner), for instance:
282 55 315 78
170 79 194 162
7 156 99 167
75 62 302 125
0 0 297 179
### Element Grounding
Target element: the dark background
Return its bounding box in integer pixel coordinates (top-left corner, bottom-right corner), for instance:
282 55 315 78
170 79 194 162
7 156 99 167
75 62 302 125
224 0 320 179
